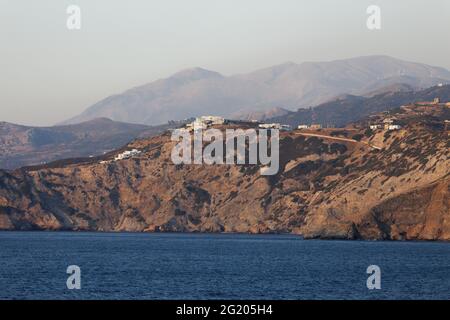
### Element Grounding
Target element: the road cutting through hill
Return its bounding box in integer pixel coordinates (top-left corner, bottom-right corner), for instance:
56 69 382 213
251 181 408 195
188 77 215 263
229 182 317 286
295 132 382 150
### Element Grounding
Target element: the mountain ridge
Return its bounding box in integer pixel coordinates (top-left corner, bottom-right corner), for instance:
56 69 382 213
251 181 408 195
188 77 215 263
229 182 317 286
269 84 450 128
63 55 450 125
0 118 176 170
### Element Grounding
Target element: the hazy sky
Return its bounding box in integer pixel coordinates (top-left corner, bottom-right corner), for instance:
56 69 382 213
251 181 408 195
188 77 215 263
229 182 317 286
1 0 449 126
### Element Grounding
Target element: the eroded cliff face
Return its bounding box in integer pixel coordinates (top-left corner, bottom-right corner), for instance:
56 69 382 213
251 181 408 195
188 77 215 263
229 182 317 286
0 106 449 240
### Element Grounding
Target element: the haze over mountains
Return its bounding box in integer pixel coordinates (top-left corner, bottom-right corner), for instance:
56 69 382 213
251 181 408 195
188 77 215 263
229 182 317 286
64 55 450 125
3 55 450 171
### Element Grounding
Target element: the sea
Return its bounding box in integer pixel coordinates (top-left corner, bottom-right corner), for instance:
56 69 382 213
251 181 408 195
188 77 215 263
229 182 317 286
0 232 449 300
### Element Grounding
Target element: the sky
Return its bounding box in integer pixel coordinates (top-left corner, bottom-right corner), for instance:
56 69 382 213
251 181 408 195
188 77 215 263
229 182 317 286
1 0 449 126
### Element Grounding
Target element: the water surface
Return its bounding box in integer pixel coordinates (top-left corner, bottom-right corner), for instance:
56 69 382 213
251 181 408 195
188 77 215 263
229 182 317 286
0 232 449 300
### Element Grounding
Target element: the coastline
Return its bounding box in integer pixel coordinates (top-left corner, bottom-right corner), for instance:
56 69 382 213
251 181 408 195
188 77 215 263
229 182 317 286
1 229 449 242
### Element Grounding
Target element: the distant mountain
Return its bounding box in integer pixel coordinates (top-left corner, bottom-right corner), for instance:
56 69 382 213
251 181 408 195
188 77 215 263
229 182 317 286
0 118 172 170
63 56 450 125
269 84 450 128
231 107 291 121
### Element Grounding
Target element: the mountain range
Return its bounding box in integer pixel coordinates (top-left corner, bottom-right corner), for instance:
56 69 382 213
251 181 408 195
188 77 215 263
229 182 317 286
63 55 450 125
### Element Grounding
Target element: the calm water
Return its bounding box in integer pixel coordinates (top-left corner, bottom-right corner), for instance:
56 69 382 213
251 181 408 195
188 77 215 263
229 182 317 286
0 232 449 300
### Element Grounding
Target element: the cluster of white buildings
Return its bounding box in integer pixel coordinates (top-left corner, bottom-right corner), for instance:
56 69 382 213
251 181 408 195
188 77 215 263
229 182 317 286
258 123 292 131
114 149 142 161
185 115 294 131
98 148 143 164
297 124 322 130
186 116 226 131
369 118 401 131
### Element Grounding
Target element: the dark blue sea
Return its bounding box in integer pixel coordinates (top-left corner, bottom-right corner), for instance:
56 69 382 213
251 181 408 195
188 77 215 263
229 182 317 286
0 232 449 300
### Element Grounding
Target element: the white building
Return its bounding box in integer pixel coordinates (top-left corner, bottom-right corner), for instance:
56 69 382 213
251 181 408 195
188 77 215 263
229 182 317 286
259 123 281 129
297 124 309 129
387 124 401 130
369 124 381 130
114 149 141 161
186 115 225 130
196 116 225 125
258 123 291 130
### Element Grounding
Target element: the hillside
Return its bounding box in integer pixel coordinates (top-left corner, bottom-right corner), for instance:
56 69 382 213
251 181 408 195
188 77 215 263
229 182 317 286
0 118 174 170
270 84 450 128
0 103 448 240
63 56 450 125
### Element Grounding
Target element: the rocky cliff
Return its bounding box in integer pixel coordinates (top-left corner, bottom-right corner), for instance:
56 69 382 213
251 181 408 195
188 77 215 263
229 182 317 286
0 104 448 240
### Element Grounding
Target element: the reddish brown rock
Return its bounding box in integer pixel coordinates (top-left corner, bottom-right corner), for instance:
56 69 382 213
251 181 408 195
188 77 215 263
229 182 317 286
0 105 449 240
